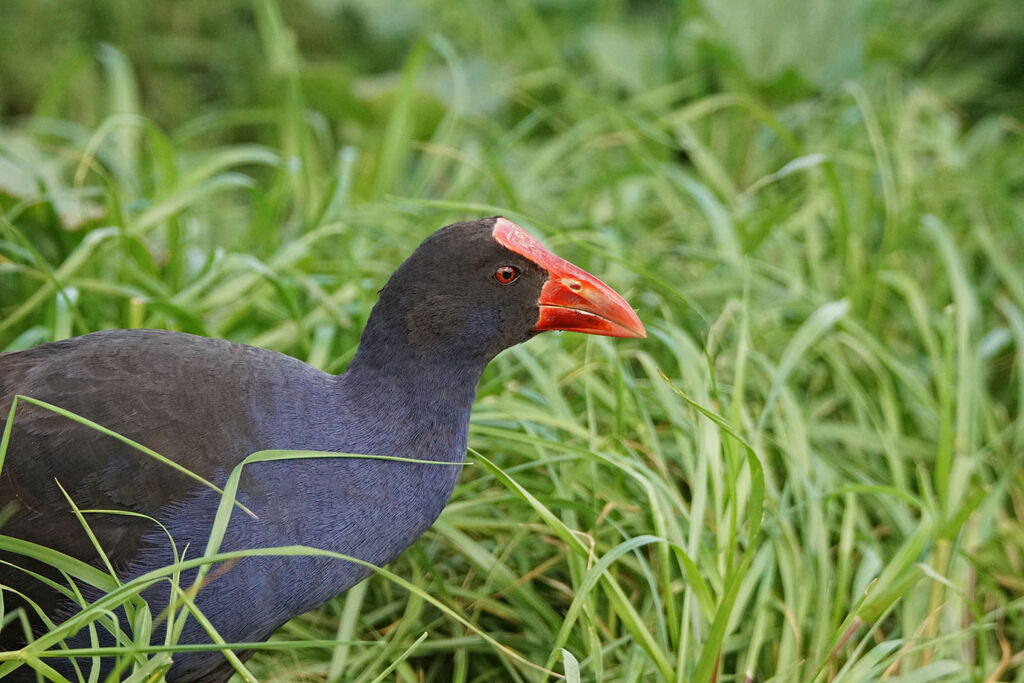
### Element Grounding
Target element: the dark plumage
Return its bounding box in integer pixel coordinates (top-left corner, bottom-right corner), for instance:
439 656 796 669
0 217 644 681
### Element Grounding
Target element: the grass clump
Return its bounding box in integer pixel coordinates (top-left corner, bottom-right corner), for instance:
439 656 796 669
1 0 1023 680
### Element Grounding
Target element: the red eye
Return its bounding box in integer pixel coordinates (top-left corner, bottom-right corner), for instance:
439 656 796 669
494 265 520 284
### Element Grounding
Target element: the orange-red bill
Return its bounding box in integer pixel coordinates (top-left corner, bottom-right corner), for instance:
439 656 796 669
492 218 646 339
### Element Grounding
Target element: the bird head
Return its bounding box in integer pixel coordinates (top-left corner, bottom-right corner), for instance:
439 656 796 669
368 217 645 364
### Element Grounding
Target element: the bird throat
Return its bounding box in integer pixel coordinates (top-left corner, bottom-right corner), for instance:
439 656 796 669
341 304 485 465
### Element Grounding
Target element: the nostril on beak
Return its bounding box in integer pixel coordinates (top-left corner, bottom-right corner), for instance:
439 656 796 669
567 280 582 292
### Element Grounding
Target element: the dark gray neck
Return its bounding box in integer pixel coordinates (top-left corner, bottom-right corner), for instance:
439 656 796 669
337 303 488 464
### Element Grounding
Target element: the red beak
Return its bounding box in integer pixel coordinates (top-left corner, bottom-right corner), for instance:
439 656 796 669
493 218 646 339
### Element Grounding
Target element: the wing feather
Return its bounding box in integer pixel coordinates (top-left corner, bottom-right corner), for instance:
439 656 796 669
0 329 304 620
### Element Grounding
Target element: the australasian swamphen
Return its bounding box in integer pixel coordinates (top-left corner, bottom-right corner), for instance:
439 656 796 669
0 217 644 681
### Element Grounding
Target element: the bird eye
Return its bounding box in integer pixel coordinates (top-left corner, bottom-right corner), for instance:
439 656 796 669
494 265 520 284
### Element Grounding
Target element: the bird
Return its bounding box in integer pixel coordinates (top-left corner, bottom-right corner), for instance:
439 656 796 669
0 216 644 681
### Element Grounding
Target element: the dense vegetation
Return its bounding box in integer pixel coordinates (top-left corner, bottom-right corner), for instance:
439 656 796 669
1 0 1023 680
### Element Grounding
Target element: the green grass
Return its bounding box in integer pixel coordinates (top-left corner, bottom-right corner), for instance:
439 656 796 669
1 0 1023 680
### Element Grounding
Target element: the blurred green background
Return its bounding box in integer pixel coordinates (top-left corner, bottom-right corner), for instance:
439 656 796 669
1 0 1024 681
4 0 1024 125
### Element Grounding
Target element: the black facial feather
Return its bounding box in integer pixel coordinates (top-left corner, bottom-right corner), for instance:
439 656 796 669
359 218 549 364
